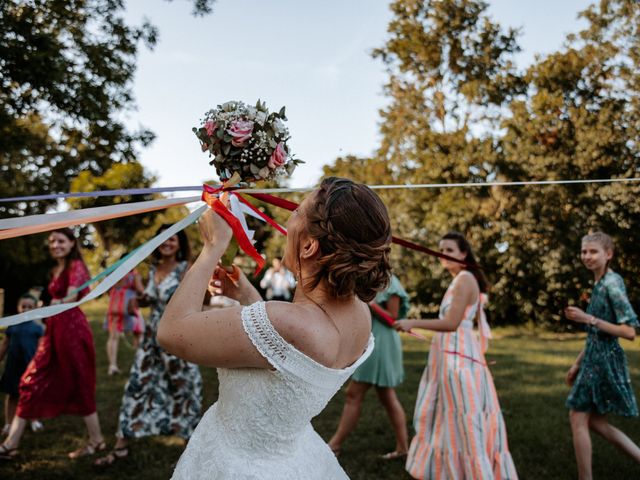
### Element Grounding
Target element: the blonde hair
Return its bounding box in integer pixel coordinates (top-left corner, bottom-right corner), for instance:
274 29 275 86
582 231 614 253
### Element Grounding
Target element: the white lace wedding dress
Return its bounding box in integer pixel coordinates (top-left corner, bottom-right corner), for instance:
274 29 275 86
172 301 374 480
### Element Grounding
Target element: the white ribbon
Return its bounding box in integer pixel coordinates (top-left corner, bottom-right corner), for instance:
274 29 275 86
0 196 200 230
0 205 207 327
228 194 256 243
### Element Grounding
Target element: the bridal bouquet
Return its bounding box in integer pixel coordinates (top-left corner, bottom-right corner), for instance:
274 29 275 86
193 100 302 184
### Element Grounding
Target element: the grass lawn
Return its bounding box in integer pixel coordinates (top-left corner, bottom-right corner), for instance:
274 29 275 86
1 299 639 479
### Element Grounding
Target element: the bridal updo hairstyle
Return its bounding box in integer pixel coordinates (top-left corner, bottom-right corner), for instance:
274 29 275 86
300 177 392 302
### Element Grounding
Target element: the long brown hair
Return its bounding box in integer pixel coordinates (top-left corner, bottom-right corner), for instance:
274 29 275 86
49 228 84 275
441 231 489 293
151 224 191 263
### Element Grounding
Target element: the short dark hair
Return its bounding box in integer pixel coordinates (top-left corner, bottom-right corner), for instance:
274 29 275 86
18 293 38 304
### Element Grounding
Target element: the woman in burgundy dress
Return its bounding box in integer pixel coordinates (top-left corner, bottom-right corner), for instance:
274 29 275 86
0 228 105 461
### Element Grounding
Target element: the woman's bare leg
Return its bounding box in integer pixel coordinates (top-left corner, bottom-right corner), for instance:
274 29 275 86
328 381 371 452
376 386 408 455
569 410 593 480
589 413 640 463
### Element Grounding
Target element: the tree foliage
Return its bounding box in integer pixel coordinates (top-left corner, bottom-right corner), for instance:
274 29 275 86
326 0 639 326
0 0 215 314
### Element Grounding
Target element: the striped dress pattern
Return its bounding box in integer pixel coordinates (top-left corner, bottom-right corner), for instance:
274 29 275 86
104 271 144 334
406 271 518 479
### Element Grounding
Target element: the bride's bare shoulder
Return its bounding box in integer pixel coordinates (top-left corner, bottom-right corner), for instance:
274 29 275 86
264 301 342 368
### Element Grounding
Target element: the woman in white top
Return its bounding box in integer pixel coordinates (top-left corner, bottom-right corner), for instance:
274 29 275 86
157 177 392 479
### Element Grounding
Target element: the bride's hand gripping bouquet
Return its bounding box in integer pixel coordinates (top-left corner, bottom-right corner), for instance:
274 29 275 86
194 100 302 279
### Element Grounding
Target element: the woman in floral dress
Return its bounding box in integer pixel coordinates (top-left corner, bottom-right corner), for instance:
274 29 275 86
565 231 640 479
95 227 202 466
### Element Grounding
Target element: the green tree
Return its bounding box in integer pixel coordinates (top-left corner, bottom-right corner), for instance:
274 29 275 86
336 0 524 317
326 0 639 327
496 0 640 325
0 0 215 314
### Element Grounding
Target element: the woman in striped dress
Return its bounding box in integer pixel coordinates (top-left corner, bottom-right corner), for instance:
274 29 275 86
395 232 517 479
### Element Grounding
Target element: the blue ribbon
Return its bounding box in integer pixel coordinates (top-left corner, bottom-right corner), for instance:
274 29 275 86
0 186 204 203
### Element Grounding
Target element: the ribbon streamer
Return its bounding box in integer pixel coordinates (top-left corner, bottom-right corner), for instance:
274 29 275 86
0 186 204 203
0 196 200 240
442 350 492 366
2 176 639 204
369 302 426 341
236 194 287 235
62 246 143 301
0 205 207 328
246 192 471 267
202 185 266 275
0 187 473 266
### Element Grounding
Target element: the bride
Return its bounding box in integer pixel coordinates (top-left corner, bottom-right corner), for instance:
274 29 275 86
157 177 392 479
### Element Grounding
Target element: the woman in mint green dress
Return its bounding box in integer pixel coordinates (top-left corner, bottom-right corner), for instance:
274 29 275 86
564 232 640 479
328 275 410 459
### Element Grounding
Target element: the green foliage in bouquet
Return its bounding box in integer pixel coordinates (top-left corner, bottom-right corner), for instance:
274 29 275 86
193 100 303 183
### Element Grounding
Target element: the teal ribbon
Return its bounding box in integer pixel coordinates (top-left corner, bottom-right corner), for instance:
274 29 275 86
0 205 207 328
64 246 142 301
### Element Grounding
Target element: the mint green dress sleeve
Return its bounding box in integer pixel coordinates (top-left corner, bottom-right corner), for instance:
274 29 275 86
375 275 410 319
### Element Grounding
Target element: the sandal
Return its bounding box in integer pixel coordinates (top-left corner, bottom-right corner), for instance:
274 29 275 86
381 451 407 460
68 439 107 459
0 444 18 461
93 447 129 468
30 420 44 433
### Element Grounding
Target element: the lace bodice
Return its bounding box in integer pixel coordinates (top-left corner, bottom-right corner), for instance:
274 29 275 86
172 301 374 479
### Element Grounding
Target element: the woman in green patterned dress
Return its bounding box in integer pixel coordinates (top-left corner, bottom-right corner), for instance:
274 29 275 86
328 274 410 459
564 232 640 479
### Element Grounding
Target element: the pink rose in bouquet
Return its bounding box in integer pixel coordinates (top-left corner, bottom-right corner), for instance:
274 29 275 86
194 100 303 183
268 142 287 169
227 120 254 147
204 120 217 136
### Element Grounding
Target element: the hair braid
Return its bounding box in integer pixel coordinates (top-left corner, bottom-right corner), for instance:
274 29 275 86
302 177 392 302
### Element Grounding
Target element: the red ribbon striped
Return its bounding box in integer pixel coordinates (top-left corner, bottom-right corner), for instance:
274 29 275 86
442 350 494 366
369 302 426 341
202 185 266 275
245 192 472 267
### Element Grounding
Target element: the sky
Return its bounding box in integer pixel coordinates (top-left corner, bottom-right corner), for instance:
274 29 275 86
124 0 593 190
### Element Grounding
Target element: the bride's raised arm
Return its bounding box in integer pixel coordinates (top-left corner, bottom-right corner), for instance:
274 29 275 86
157 209 270 369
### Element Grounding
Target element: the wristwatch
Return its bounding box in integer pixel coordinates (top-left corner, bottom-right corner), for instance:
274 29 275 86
589 315 598 327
